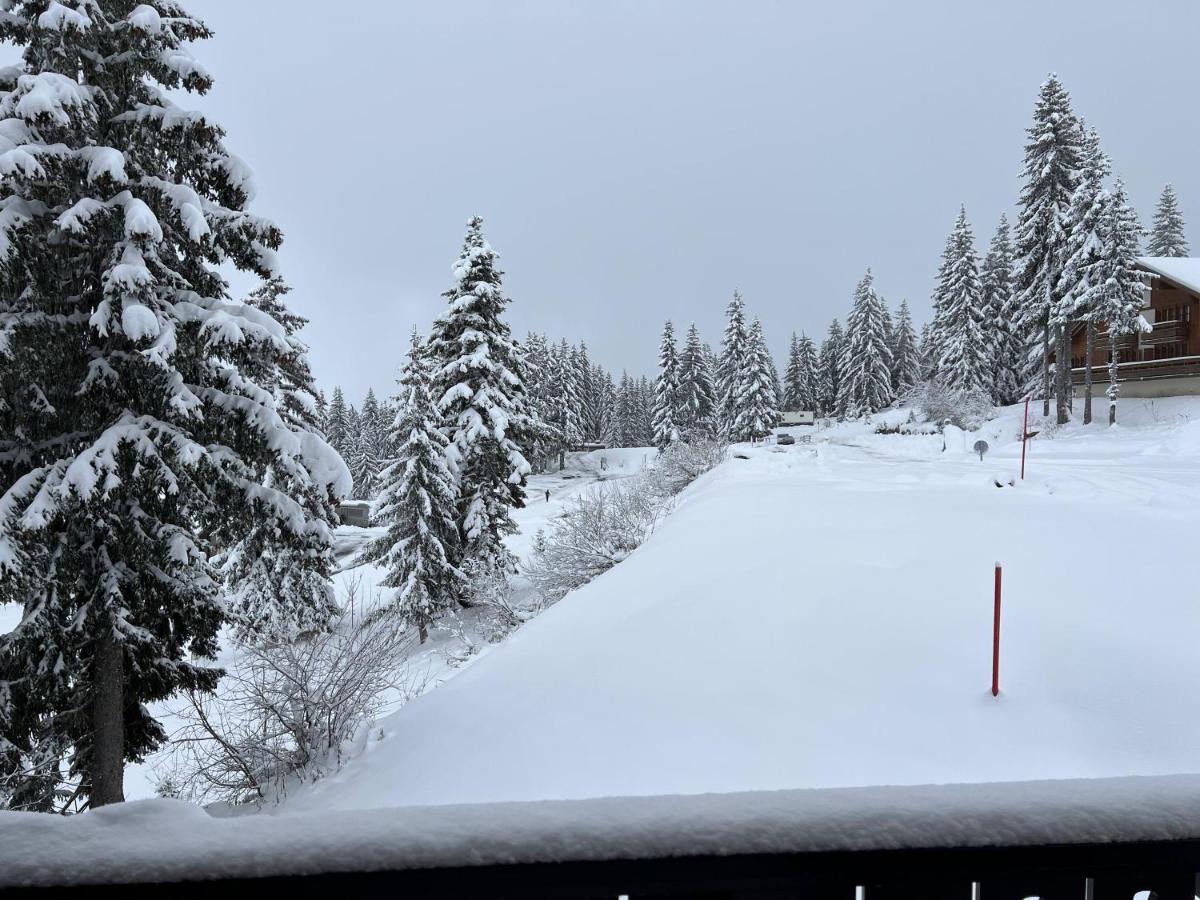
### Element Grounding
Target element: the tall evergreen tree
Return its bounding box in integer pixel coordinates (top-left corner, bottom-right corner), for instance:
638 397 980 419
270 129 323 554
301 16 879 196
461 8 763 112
222 278 343 642
325 386 351 462
934 208 989 395
362 344 465 642
1058 125 1110 423
980 215 1022 405
0 2 346 810
1014 74 1081 421
427 217 534 574
794 333 820 411
783 333 804 410
1084 181 1148 425
349 388 385 499
732 318 778 441
840 270 894 416
818 318 845 417
717 291 750 434
652 320 680 448
890 300 922 398
1147 183 1188 258
676 322 715 436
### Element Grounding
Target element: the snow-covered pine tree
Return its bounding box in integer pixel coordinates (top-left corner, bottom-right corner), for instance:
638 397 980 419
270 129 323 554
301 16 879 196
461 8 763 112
427 216 534 575
0 2 347 810
890 300 922 398
717 290 750 435
545 339 580 465
222 278 342 642
520 331 553 470
924 225 958 382
325 386 351 461
573 342 600 443
1084 181 1148 424
349 388 385 498
934 207 989 395
652 320 680 448
818 318 845 417
1147 183 1188 258
361 344 465 642
732 318 778 441
676 322 716 436
794 333 820 411
595 366 618 447
840 270 894 417
1057 124 1110 424
980 215 1022 405
1014 74 1081 420
635 375 655 446
783 333 803 410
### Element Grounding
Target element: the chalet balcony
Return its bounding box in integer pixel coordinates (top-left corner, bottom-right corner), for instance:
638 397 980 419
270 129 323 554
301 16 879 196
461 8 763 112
1072 354 1200 385
1140 319 1189 345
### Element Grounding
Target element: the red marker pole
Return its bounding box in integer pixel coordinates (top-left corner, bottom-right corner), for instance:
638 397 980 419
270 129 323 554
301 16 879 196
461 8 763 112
992 563 1002 697
1020 396 1030 480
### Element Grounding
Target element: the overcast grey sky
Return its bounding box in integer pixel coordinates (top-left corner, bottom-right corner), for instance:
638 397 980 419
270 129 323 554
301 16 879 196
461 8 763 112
185 0 1198 402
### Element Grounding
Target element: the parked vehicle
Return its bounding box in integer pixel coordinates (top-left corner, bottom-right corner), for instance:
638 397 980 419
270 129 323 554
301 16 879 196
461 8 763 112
776 433 796 445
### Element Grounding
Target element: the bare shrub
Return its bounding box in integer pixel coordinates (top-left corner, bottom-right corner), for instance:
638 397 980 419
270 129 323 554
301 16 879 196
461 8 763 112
905 380 995 430
156 576 426 806
526 438 726 604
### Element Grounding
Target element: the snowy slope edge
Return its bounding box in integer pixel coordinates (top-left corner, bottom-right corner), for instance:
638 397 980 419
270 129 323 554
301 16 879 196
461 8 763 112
5 773 1200 887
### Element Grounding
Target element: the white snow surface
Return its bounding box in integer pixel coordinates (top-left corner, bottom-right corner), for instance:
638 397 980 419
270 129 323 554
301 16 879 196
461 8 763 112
5 774 1200 886
282 399 1200 812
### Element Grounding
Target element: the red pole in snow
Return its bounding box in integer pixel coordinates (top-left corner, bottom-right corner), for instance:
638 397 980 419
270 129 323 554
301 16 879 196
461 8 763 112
1020 396 1030 480
992 563 1002 697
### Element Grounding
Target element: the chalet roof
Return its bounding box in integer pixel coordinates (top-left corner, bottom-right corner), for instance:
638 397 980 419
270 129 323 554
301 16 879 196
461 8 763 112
1137 256 1200 296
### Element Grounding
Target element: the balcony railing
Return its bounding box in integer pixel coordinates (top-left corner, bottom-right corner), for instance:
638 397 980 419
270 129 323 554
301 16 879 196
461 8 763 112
1141 319 1189 345
7 775 1200 899
1072 355 1200 384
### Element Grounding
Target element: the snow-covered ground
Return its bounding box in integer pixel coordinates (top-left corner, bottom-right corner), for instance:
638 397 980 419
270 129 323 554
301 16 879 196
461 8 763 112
0 446 654 802
270 397 1200 813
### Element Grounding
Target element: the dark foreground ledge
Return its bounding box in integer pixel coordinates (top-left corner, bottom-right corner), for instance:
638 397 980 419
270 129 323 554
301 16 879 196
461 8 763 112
4 774 1200 898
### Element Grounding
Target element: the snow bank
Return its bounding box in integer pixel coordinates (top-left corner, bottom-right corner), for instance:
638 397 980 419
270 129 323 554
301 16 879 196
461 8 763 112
6 774 1200 887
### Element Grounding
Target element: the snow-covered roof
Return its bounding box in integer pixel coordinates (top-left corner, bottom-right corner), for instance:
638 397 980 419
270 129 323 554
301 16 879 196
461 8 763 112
1136 256 1200 296
4 774 1200 887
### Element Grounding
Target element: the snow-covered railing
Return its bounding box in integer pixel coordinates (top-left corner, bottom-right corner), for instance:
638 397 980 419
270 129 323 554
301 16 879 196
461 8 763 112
4 775 1200 896
1072 355 1200 383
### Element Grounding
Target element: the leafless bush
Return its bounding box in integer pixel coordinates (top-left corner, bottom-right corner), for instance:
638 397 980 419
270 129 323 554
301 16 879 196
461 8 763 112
526 438 726 604
156 576 426 807
905 380 995 430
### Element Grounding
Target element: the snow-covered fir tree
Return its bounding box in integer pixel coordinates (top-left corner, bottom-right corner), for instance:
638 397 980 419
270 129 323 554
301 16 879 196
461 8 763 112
427 216 535 575
0 2 347 810
818 318 845 417
676 322 716 436
349 388 386 499
652 320 680 448
1085 181 1148 424
783 333 804 410
933 207 989 395
731 318 779 441
221 278 342 642
794 333 820 411
1147 183 1188 258
890 300 922 398
717 291 750 435
1057 124 1110 423
361 344 465 642
1014 74 1081 421
324 385 351 462
840 270 894 416
980 215 1022 405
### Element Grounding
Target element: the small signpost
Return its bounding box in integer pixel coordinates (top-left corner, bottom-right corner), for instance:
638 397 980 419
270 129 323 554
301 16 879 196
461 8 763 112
973 439 989 462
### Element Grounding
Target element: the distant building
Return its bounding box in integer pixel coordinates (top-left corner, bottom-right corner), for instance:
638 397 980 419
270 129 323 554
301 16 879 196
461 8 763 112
337 500 372 528
1069 257 1200 397
779 411 816 426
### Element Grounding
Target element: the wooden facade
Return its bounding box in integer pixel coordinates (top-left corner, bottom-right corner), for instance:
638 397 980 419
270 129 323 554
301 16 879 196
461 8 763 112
1068 258 1200 392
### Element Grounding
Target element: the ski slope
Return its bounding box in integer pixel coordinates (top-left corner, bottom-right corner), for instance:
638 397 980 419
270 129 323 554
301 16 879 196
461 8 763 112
277 398 1200 813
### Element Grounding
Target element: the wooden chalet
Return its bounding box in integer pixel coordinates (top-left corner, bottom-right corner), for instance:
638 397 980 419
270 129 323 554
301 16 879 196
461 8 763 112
1069 257 1200 397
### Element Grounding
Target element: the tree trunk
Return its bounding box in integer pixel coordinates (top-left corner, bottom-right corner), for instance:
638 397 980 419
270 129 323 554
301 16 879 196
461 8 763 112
1054 324 1070 425
1041 319 1051 417
1109 347 1119 426
1083 321 1094 424
90 633 125 807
